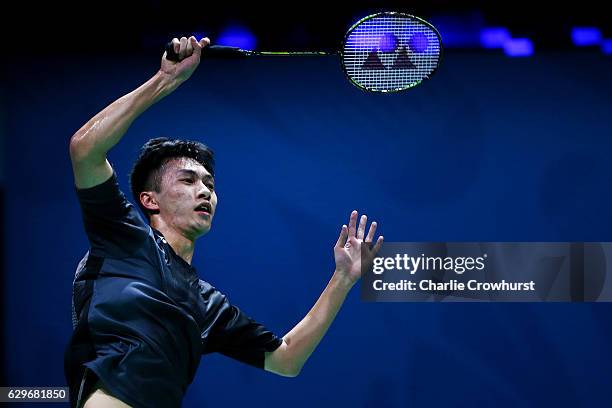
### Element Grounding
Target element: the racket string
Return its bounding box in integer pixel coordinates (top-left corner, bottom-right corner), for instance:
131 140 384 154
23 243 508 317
342 14 441 92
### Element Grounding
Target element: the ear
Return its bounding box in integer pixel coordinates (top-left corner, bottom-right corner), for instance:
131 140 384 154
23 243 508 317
140 191 160 213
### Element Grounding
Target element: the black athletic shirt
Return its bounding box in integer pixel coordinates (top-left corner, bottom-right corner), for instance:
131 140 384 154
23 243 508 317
64 172 283 408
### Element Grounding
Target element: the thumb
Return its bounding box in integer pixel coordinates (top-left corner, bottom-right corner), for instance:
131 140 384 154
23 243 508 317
199 37 211 48
191 36 210 58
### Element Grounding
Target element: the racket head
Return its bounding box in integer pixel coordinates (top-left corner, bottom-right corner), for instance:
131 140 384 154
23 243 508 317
340 11 443 93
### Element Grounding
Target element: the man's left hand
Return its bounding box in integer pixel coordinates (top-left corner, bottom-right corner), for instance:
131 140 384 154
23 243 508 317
333 210 384 287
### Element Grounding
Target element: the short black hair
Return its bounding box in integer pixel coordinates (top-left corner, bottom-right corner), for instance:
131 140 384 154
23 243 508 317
129 137 215 220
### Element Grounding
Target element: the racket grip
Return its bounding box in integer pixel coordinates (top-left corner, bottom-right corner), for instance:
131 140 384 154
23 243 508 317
164 42 248 61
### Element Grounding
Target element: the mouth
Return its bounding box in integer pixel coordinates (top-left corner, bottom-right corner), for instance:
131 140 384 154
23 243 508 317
194 202 212 217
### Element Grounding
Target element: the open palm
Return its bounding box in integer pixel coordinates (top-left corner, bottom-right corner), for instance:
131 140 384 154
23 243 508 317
334 210 384 286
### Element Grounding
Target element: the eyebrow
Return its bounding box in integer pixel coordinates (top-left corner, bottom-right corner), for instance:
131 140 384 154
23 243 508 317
176 169 214 181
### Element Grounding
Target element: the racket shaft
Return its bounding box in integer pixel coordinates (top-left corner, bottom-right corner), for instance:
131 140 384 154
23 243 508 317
165 42 332 60
255 51 332 56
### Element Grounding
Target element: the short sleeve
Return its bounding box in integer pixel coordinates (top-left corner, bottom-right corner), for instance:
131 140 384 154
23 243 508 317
204 294 283 369
75 171 149 258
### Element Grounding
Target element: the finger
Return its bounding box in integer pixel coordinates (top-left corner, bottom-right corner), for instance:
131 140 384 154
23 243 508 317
357 214 367 240
179 36 188 59
192 36 209 58
365 221 377 243
372 236 384 255
348 210 358 237
199 37 211 48
172 38 180 54
335 225 348 249
190 37 202 59
185 36 194 56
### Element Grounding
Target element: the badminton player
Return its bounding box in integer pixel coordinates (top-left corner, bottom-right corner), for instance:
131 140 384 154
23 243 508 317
64 36 383 408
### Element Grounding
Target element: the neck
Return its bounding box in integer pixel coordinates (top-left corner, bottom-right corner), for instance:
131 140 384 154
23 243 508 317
150 218 196 264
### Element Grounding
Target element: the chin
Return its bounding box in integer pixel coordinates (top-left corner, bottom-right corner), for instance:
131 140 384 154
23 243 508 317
195 223 212 237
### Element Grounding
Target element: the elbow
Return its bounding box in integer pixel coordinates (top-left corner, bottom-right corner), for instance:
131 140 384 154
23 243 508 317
266 338 303 378
279 365 301 378
69 134 87 163
281 359 303 378
268 359 302 378
287 364 302 378
69 133 101 164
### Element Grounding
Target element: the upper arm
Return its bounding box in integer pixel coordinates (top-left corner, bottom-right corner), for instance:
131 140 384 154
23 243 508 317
75 167 149 259
202 288 283 370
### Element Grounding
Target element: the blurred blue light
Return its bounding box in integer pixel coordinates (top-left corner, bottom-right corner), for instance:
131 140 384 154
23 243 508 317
217 25 257 50
503 38 534 57
480 27 511 48
378 33 399 52
602 39 612 55
571 27 602 46
409 32 429 53
429 13 484 48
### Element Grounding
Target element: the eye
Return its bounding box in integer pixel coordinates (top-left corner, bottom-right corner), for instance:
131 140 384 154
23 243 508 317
181 178 194 184
206 183 215 190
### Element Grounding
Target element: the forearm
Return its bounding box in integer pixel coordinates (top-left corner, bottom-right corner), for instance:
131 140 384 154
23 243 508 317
69 70 177 163
265 271 354 376
265 212 382 377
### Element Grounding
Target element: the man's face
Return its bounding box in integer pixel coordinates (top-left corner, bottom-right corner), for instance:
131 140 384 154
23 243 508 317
152 157 217 239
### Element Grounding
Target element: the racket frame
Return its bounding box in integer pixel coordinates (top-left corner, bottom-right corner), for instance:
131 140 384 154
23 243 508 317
339 11 444 93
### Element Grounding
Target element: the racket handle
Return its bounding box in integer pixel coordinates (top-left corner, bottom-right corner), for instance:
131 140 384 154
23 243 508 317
164 42 248 61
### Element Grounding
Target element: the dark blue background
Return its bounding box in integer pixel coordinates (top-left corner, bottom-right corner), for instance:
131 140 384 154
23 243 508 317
3 50 612 406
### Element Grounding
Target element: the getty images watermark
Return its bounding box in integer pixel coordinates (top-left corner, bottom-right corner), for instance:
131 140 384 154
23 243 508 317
360 242 612 302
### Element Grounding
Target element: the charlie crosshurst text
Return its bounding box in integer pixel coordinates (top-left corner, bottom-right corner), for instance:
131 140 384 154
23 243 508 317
370 253 536 293
372 279 536 292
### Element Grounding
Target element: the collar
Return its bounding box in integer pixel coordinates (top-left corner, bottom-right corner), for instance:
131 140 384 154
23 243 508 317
151 227 196 271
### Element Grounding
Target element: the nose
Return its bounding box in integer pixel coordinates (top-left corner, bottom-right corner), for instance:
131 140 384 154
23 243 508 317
197 181 211 200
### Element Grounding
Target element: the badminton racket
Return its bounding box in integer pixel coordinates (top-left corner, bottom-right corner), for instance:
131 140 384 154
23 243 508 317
165 11 442 93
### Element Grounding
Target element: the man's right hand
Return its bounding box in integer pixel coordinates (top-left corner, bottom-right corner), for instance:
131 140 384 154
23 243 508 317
160 36 211 86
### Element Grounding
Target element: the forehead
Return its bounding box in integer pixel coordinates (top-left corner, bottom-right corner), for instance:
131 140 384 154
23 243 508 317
163 157 212 178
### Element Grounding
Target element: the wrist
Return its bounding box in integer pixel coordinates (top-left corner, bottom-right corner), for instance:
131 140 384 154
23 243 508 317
154 70 181 97
332 270 356 291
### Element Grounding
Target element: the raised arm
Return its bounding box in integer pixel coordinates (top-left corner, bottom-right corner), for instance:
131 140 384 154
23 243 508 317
264 211 383 377
69 36 210 189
